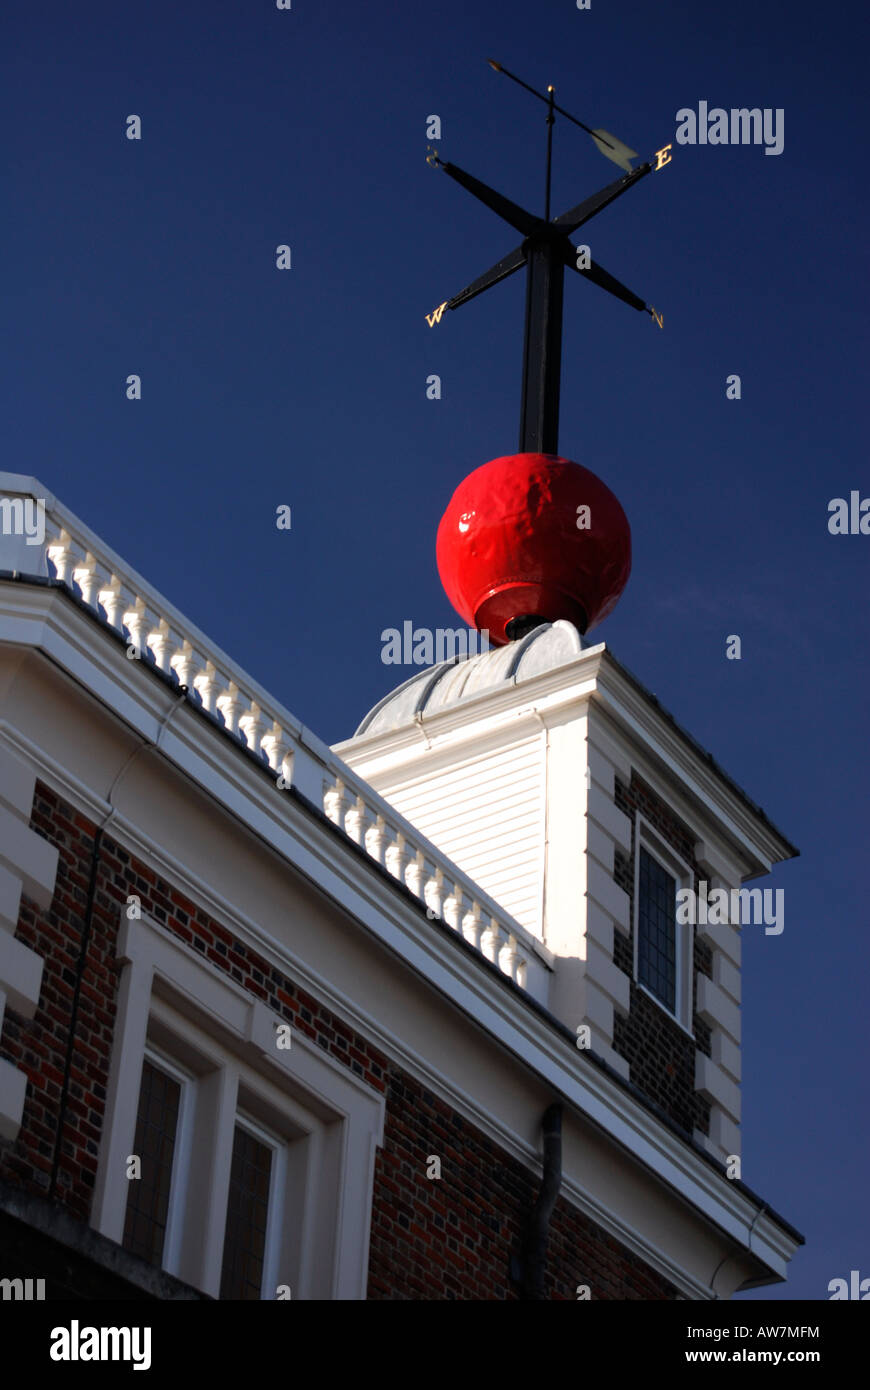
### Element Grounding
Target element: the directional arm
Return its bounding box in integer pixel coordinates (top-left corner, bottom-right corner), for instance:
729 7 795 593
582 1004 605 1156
443 245 527 313
551 163 652 235
436 159 541 239
559 237 648 312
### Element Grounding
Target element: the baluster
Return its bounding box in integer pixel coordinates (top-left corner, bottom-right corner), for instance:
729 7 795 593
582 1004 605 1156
480 917 503 965
216 680 241 734
344 796 366 845
72 553 98 606
46 529 74 583
364 814 387 866
385 831 407 882
424 866 443 919
442 880 460 930
323 778 349 827
239 701 266 758
97 575 123 630
123 597 148 659
261 719 290 772
147 618 172 672
193 661 220 713
462 901 483 950
405 850 425 901
170 638 196 690
501 933 520 983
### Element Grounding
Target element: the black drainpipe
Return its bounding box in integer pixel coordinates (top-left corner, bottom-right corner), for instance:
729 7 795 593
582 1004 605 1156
510 1102 563 1299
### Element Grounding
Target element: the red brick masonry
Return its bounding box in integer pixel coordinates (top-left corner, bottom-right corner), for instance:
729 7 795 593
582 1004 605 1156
0 781 676 1300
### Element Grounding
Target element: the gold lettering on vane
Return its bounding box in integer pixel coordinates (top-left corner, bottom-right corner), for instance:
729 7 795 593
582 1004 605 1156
654 144 673 171
425 301 449 327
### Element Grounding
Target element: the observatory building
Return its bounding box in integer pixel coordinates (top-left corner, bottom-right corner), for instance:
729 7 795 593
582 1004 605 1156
0 468 801 1299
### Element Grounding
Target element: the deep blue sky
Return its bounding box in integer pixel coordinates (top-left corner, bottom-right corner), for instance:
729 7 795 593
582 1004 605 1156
5 0 867 1300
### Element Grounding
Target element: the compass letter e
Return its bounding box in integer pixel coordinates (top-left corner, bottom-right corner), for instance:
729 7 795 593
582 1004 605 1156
654 144 673 171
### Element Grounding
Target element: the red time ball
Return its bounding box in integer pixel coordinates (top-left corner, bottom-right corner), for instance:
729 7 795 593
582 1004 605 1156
436 452 631 647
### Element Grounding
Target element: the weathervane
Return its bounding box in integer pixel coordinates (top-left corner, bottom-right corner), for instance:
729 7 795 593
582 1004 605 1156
427 61 673 455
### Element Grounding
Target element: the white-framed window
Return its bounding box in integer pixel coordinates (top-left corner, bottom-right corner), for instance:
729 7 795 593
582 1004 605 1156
121 1047 193 1274
120 1044 294 1300
632 817 694 1033
94 911 385 1300
220 1112 285 1300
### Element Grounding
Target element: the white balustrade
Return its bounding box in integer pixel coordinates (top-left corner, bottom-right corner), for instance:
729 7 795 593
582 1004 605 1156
4 473 546 1003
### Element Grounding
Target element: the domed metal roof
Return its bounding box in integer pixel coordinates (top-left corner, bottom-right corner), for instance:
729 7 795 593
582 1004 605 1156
354 620 589 736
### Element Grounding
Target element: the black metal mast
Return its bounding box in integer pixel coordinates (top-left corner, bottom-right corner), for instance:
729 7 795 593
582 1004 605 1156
427 63 668 456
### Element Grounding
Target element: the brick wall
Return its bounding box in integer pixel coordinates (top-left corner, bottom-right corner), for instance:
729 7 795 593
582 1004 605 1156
0 780 677 1300
370 1071 676 1300
612 773 712 1138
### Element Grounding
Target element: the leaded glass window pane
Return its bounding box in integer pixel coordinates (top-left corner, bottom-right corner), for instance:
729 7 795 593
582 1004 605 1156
637 847 677 1012
220 1124 273 1300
